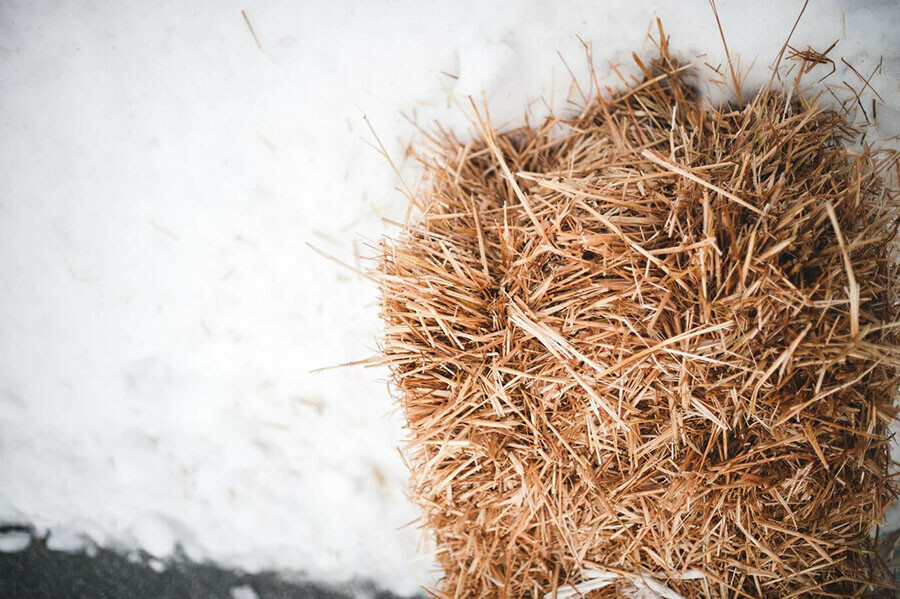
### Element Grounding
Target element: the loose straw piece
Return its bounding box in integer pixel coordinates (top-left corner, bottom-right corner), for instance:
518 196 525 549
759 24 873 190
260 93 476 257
825 200 861 339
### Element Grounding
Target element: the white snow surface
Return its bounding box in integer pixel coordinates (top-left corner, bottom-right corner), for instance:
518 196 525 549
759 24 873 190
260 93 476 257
230 585 261 599
45 526 92 553
0 531 31 553
1 0 899 595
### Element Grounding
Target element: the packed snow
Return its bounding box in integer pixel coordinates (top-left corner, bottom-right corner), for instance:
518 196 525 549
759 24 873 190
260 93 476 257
230 585 260 599
0 531 30 554
0 0 898 595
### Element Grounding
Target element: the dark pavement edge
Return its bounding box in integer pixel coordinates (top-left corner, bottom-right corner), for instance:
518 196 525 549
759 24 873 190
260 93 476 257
0 525 419 599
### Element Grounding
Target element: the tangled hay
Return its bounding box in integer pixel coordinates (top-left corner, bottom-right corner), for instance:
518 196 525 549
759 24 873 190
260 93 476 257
375 30 900 599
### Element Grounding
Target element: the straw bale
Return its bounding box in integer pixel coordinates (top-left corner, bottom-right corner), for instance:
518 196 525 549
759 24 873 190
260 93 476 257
376 32 900 599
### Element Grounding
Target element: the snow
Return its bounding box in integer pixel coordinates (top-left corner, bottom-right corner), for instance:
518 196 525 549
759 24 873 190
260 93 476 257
0 0 898 595
148 558 167 574
45 527 90 553
230 585 260 599
129 513 178 559
0 531 31 553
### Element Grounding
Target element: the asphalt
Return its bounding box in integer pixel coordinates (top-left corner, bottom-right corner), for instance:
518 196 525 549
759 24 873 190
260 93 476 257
0 526 414 599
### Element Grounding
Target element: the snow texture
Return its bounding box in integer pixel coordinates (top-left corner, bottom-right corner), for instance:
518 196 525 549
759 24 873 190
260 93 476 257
0 531 31 553
148 557 167 574
0 0 898 595
230 585 261 599
45 527 91 554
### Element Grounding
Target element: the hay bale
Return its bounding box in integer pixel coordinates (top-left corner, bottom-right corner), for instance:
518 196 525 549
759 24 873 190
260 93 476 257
376 37 900 598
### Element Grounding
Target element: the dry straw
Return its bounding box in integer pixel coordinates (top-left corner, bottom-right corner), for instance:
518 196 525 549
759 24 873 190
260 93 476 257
371 21 900 599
